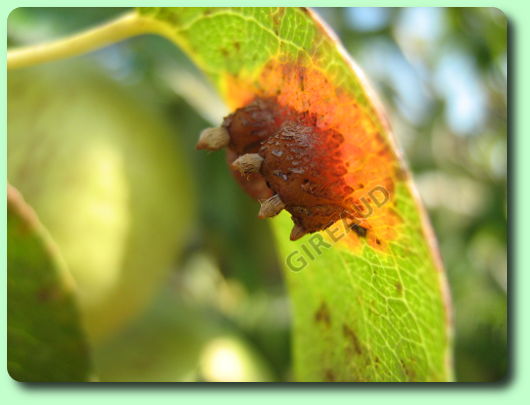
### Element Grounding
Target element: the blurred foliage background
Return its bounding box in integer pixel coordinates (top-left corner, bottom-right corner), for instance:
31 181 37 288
7 7 507 382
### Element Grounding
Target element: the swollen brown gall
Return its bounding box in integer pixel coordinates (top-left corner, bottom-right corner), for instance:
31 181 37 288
197 97 367 241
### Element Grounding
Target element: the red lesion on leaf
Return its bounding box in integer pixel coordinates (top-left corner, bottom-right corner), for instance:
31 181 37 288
220 59 401 250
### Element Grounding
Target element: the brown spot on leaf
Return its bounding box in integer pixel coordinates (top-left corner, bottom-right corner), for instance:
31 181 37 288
395 166 408 181
342 324 363 355
314 301 331 327
324 369 336 382
401 359 416 382
350 223 367 238
395 282 403 294
37 286 62 302
272 7 286 26
299 7 311 16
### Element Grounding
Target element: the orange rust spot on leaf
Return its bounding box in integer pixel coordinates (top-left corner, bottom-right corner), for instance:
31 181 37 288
222 59 401 248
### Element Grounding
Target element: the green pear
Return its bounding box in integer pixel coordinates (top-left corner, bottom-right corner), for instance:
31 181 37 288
8 60 195 344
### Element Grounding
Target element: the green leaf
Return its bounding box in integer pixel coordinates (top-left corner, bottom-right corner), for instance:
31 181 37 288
137 6 452 381
7 185 92 382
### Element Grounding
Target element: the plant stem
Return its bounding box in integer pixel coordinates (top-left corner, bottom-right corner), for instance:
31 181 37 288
7 11 162 70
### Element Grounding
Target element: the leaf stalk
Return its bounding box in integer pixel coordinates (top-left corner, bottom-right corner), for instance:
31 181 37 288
7 11 160 70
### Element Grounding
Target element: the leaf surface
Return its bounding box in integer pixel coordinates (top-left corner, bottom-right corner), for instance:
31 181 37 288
7 185 92 382
138 6 452 381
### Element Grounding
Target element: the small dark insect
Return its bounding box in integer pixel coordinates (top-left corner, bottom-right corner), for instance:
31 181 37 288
196 97 362 241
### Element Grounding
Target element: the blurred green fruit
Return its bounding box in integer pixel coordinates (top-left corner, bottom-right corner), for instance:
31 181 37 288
8 60 195 343
93 287 273 382
93 289 208 382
